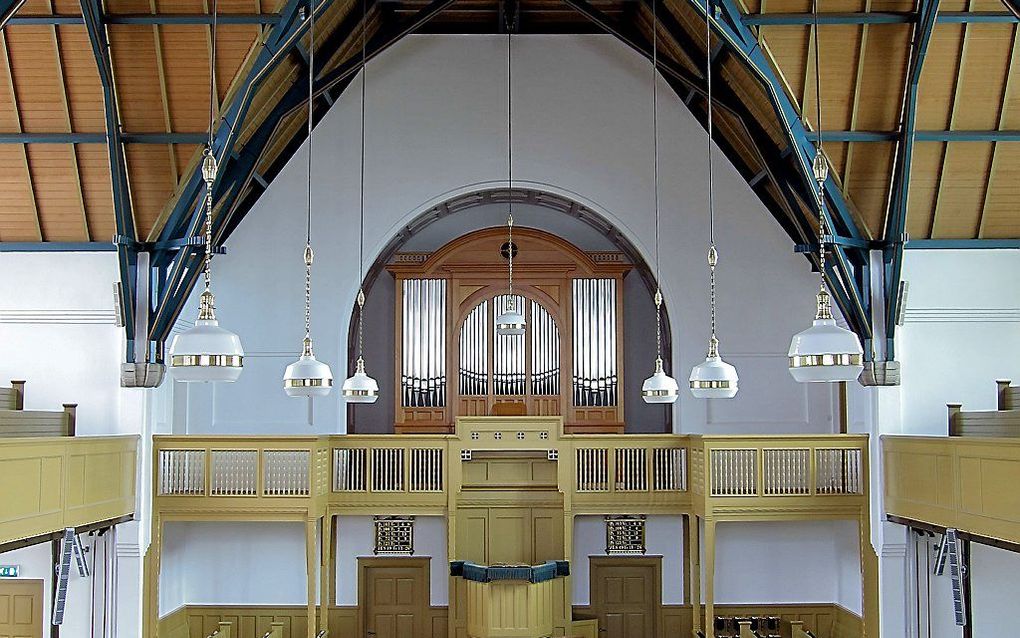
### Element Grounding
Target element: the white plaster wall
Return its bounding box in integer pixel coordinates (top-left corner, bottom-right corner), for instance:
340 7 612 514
899 249 1020 435
710 521 845 605
182 34 836 436
334 516 448 606
159 522 311 611
0 252 129 435
971 543 1020 637
571 515 685 606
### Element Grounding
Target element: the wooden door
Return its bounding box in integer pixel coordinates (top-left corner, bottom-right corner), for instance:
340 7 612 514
0 580 43 638
591 558 660 638
360 559 428 638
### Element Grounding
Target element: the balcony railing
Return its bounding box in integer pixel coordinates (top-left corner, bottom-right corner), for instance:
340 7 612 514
150 428 867 519
153 437 328 503
0 435 137 547
689 435 868 506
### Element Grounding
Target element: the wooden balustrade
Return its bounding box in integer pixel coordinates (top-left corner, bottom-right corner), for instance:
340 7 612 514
688 435 868 516
150 428 867 519
884 434 1020 545
0 434 137 548
153 437 328 511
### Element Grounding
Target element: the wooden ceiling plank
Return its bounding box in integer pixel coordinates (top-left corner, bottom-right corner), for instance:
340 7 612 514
48 0 90 241
929 0 972 238
0 31 43 241
148 0 178 188
841 0 871 192
976 23 1018 238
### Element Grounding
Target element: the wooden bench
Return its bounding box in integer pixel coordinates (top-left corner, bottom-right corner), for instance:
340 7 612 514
0 403 76 437
0 380 25 411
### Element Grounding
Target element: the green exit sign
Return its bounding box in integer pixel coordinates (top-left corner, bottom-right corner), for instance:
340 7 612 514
0 565 19 577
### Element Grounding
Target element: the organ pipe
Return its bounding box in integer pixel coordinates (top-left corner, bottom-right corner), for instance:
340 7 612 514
572 278 618 407
401 279 447 407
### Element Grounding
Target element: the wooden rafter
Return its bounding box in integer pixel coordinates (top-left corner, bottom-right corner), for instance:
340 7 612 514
149 0 179 188
841 0 871 193
0 31 42 241
928 1 973 238
47 0 90 241
976 25 1018 238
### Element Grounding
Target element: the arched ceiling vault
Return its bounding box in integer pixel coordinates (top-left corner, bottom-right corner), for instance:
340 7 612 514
0 0 1015 366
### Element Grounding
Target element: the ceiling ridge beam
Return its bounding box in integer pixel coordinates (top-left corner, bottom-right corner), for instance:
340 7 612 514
881 0 939 362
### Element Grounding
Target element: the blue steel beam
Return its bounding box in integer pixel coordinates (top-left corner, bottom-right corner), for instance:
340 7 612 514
80 0 139 362
817 129 1020 142
742 10 1015 24
692 0 874 344
0 0 25 29
148 0 455 352
1002 0 1019 19
882 0 939 361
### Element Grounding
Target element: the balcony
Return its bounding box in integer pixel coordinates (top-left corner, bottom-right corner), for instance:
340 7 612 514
690 434 870 520
152 423 869 523
0 435 137 548
883 434 1020 545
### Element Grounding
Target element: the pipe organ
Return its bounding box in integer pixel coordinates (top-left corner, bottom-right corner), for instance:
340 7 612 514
388 227 629 434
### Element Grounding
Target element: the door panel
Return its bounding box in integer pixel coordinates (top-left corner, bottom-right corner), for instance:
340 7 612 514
363 563 427 638
0 580 42 638
592 560 659 638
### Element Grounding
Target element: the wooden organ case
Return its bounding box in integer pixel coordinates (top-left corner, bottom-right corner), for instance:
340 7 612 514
387 227 629 434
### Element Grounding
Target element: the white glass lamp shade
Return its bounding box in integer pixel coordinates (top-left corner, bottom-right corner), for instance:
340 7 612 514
169 292 244 383
495 308 526 336
283 340 334 397
788 317 864 383
342 357 379 404
642 358 679 404
689 355 738 399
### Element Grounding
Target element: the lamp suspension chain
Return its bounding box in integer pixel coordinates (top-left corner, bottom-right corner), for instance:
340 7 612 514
652 0 662 363
812 0 832 318
357 0 368 361
202 0 219 302
303 0 315 349
507 19 514 300
705 0 719 357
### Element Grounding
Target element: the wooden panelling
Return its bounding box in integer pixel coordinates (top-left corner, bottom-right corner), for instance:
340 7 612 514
159 605 448 638
884 435 1020 545
0 406 74 437
0 435 137 546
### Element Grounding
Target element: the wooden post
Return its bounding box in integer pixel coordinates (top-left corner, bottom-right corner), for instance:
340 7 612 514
217 621 232 638
306 516 318 638
996 379 1012 410
270 622 285 638
947 403 963 436
788 620 809 638
704 519 716 638
11 380 25 409
737 620 755 638
62 403 77 436
146 514 164 638
687 514 701 637
319 513 333 635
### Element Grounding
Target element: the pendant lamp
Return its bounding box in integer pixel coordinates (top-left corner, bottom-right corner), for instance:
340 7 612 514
495 27 525 338
169 0 244 383
342 0 379 404
284 2 333 397
689 0 738 399
788 0 864 383
641 0 679 405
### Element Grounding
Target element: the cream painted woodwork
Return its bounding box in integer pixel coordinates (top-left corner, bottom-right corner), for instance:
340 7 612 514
0 580 42 638
147 419 874 638
884 434 1020 546
0 435 136 547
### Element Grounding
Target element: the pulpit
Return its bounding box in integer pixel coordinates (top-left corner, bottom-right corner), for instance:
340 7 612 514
451 561 569 638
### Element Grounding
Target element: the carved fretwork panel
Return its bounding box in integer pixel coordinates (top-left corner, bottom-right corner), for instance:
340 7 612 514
388 227 629 434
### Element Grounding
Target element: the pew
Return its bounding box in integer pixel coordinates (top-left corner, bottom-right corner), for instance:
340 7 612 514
0 403 76 437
